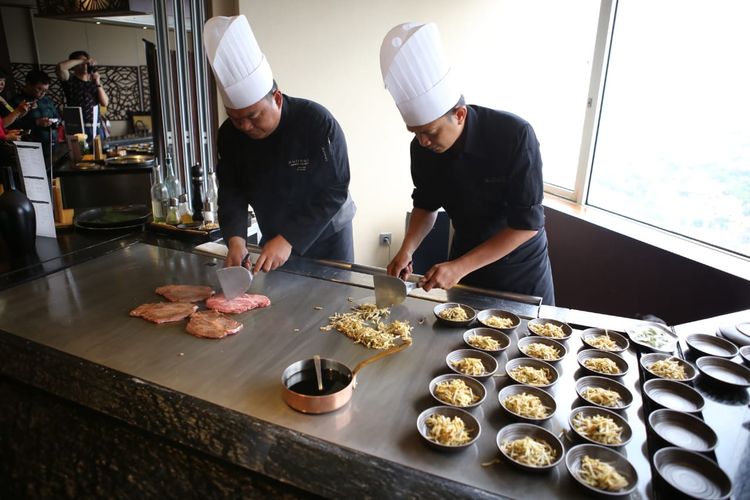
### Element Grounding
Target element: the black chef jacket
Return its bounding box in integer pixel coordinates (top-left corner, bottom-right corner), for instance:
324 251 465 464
410 105 555 304
216 94 356 261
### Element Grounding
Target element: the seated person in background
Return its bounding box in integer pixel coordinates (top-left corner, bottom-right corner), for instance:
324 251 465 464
56 51 108 147
9 70 60 167
0 70 30 130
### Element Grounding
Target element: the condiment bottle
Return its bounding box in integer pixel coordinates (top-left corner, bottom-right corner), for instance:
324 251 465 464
202 200 217 227
177 193 193 224
150 163 169 223
165 197 179 224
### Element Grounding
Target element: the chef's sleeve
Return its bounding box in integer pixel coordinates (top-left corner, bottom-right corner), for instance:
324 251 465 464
279 119 350 254
216 127 250 243
506 123 545 230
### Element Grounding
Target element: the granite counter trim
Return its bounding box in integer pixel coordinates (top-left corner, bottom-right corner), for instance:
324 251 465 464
0 330 509 499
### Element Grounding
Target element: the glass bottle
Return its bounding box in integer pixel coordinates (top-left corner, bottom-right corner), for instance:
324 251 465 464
163 154 182 200
177 193 193 224
205 165 218 208
150 163 169 223
165 197 179 225
201 200 217 229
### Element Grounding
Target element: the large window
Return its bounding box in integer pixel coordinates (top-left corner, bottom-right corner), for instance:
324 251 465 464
585 1 750 257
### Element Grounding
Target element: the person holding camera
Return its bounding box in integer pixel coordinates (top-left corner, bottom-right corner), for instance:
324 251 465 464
56 50 109 147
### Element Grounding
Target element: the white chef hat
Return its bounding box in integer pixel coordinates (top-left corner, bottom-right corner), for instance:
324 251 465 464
203 15 273 109
380 22 461 127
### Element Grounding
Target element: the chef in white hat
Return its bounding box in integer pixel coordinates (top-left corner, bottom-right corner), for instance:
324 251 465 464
380 22 555 305
204 15 356 273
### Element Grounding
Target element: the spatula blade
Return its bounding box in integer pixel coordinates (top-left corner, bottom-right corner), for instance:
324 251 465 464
374 274 407 308
217 266 253 300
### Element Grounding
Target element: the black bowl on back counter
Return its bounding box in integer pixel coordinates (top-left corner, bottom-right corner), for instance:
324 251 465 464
566 443 638 496
445 349 498 379
648 409 718 452
685 333 738 359
695 356 750 389
580 328 629 353
640 353 697 383
642 378 705 413
504 357 559 388
568 406 632 448
476 308 520 333
428 374 486 411
517 335 567 363
496 422 564 472
652 447 732 499
577 349 628 378
741 345 750 367
527 317 573 341
498 384 556 423
575 376 633 410
433 303 477 327
462 327 510 356
417 406 481 451
625 322 678 353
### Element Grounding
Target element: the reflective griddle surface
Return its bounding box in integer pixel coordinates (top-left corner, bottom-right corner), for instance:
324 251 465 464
0 243 651 498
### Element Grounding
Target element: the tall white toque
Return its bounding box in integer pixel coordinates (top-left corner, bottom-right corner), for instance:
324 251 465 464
380 22 461 127
203 14 273 110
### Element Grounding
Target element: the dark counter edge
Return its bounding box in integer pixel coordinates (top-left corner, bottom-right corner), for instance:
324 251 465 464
0 329 508 500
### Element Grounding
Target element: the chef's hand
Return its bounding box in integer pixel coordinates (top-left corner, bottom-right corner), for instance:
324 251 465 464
254 235 292 273
225 237 250 268
387 248 413 280
420 261 467 292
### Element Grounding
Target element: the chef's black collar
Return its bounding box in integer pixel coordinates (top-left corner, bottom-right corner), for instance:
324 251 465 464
449 105 485 158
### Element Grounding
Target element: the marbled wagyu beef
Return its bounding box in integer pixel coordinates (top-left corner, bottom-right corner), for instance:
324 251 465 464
155 284 215 303
205 293 271 314
130 302 198 324
185 310 243 339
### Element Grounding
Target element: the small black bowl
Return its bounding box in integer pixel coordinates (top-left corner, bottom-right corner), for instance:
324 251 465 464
569 406 632 448
462 327 511 356
505 357 559 388
643 378 705 413
417 406 481 451
648 409 718 452
476 308 521 332
445 349 498 379
498 384 556 423
685 333 738 359
434 303 477 327
653 447 732 499
496 422 564 472
577 349 629 378
640 353 697 382
580 328 629 353
428 374 486 410
566 443 638 496
575 376 633 410
517 336 567 363
527 317 573 341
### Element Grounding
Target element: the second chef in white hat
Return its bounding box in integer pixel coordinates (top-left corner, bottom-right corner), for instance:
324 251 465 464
204 14 356 272
380 22 555 305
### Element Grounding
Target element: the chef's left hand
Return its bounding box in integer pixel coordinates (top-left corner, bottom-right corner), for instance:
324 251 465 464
420 261 466 292
254 235 292 273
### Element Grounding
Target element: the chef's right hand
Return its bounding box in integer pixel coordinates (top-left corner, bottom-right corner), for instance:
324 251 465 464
387 248 413 281
225 237 250 268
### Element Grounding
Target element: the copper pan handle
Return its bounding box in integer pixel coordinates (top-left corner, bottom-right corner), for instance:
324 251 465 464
352 339 412 377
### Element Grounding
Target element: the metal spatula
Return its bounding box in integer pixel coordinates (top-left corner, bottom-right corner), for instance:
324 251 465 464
217 253 253 300
373 274 420 308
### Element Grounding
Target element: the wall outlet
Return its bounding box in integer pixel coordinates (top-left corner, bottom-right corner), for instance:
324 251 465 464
379 232 392 246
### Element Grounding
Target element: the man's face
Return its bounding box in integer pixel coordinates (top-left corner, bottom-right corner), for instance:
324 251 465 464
27 83 49 100
73 56 88 76
226 90 282 140
407 106 467 154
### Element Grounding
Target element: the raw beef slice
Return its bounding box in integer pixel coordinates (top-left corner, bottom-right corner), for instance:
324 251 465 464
186 310 243 339
155 284 215 303
130 302 198 324
205 293 271 314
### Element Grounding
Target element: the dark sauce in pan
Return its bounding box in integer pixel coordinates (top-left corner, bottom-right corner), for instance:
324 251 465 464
288 369 351 396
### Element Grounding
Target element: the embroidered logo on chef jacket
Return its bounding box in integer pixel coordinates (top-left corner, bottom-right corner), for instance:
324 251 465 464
289 158 310 172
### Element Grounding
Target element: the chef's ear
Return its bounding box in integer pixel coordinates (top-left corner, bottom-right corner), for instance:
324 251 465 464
271 88 282 109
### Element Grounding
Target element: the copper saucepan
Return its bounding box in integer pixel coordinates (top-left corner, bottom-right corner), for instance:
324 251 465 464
282 340 411 414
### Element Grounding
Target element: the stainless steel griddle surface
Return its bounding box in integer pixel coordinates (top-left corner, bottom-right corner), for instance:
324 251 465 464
0 243 650 498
